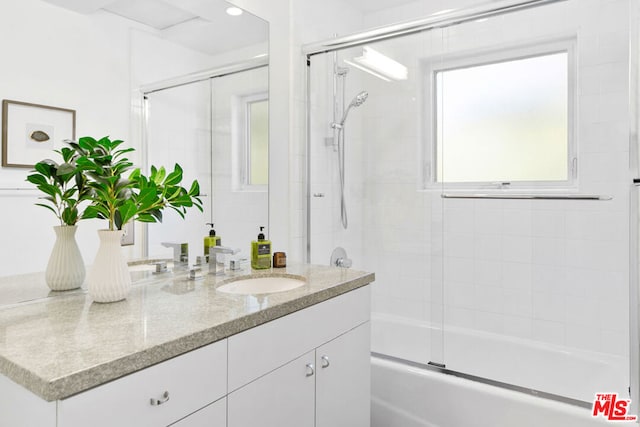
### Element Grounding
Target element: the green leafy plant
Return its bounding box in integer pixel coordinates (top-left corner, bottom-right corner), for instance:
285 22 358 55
71 136 203 231
26 145 89 226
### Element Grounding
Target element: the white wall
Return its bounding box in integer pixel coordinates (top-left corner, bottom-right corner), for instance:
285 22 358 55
0 0 136 276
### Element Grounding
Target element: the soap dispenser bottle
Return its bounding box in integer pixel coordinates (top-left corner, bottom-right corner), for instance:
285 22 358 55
204 223 221 259
251 226 271 269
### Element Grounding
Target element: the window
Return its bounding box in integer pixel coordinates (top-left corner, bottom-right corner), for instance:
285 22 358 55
247 98 269 186
424 40 575 188
233 92 268 191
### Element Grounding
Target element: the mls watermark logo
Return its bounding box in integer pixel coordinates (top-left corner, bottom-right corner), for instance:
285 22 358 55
592 393 637 422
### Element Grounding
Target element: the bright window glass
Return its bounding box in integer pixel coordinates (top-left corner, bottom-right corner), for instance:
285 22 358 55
435 51 569 184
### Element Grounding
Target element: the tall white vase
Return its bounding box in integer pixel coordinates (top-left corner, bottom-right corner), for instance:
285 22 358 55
45 225 85 291
88 229 131 303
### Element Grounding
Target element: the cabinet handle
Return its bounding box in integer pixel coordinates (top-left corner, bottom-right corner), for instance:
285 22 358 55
306 363 315 377
150 391 170 406
321 355 330 368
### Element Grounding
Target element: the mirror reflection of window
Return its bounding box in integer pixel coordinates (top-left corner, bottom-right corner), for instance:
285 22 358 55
248 98 269 186
235 92 269 191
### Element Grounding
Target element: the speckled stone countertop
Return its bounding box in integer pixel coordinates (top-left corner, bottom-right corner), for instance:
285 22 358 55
0 263 374 401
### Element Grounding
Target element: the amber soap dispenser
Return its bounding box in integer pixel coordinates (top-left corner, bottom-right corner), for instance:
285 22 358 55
251 226 271 269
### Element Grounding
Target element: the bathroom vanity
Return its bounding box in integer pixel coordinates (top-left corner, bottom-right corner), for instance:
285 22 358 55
0 264 373 427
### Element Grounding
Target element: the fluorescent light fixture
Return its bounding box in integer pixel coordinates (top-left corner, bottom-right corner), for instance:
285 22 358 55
432 8 456 16
344 46 408 82
226 6 243 16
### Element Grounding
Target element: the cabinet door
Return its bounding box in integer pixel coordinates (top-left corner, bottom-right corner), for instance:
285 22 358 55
227 351 315 427
316 322 371 427
170 397 226 427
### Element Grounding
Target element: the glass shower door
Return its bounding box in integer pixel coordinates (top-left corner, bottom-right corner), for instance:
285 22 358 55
437 0 629 403
307 28 446 368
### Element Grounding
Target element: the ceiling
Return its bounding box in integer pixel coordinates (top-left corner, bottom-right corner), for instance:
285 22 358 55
40 0 268 56
340 0 424 14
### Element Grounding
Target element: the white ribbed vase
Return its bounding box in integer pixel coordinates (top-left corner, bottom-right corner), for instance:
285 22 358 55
87 229 131 303
45 225 85 291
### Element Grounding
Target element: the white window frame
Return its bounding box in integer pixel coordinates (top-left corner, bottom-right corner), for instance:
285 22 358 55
232 91 268 192
421 38 577 191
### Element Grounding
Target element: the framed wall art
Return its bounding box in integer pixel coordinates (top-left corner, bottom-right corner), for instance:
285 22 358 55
1 100 76 168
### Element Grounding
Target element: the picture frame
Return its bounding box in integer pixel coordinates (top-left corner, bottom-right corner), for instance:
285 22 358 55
1 99 76 168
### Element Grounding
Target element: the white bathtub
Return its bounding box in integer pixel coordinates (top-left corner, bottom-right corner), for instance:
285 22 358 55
371 313 636 427
371 356 637 427
371 313 627 402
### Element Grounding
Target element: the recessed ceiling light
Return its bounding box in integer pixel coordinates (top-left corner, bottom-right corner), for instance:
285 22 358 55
226 7 243 16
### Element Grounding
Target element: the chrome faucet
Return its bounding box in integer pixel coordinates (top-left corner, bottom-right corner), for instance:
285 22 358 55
161 242 188 263
209 246 241 275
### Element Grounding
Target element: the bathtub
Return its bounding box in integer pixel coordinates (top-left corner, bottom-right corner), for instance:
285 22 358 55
371 314 636 427
371 356 637 427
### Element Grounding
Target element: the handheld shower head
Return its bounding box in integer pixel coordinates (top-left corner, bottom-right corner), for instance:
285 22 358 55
350 91 368 107
338 91 368 126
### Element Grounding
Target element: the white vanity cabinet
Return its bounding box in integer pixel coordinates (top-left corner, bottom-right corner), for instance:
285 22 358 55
57 339 228 427
0 283 372 427
227 286 371 427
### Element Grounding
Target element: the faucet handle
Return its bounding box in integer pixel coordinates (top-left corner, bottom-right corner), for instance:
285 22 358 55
188 267 204 281
161 242 188 263
210 246 241 255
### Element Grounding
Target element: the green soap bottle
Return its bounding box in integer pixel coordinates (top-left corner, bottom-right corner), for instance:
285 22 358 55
251 226 271 269
204 223 221 259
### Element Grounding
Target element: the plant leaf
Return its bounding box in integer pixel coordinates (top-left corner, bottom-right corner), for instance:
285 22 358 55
57 162 76 176
26 174 47 186
188 180 200 197
163 164 183 186
118 200 137 227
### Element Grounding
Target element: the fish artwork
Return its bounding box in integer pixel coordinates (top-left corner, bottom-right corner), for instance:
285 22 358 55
30 130 50 142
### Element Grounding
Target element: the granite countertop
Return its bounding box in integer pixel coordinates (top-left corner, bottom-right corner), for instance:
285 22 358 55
0 263 374 401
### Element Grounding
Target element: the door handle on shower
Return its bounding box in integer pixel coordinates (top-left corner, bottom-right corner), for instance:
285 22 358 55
313 193 325 197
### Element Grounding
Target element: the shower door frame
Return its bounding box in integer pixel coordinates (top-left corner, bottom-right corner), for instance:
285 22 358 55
303 0 638 412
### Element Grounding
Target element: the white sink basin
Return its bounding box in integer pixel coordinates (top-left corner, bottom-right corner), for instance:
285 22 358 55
217 276 306 295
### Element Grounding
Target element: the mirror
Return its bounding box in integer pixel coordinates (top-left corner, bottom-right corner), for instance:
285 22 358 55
144 64 269 265
132 0 270 263
0 0 268 299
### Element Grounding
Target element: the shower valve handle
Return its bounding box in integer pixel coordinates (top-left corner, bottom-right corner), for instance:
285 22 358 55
335 257 352 268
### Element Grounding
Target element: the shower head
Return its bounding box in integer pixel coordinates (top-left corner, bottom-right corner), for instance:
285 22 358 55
338 91 368 126
350 91 368 107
